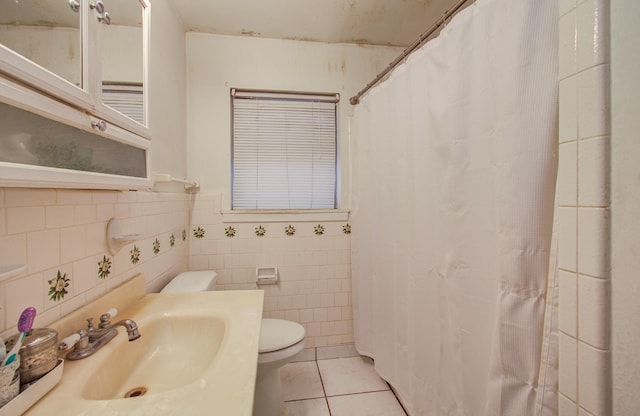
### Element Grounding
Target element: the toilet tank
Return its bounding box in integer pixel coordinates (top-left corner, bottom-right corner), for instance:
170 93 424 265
160 271 218 293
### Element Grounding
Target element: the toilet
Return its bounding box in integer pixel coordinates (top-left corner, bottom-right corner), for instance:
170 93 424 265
160 271 305 416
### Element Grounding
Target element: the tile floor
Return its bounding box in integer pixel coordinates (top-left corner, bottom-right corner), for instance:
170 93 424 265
280 345 407 416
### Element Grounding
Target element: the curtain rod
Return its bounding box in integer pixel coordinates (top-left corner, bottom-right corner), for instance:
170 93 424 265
349 0 472 105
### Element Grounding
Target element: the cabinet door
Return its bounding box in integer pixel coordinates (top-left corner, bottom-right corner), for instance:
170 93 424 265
0 0 92 109
92 0 150 138
0 75 151 190
0 0 151 139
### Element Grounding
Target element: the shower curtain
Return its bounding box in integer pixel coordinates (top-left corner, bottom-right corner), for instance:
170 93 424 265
350 1 558 415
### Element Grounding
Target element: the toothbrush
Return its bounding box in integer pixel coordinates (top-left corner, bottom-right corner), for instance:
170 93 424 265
3 307 36 366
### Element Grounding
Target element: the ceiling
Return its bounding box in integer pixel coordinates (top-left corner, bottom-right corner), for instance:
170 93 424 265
165 0 464 47
0 0 466 47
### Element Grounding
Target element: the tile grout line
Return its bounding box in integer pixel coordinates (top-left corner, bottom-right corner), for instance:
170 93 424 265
314 359 333 416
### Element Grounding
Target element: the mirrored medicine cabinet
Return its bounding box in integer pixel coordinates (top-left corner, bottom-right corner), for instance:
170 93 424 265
0 0 148 133
0 0 151 189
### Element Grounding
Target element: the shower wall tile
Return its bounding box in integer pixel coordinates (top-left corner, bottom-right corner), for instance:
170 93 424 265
559 332 578 402
577 65 610 140
559 271 577 337
0 188 191 336
559 10 577 80
578 275 610 350
578 136 610 207
578 342 611 416
558 142 578 206
557 0 610 412
577 208 609 278
576 0 609 72
558 207 577 271
559 76 579 143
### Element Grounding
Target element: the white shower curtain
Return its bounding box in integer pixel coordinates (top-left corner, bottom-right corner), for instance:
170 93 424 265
350 1 558 415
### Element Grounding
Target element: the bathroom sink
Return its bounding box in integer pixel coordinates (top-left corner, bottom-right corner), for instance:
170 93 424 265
25 290 264 416
82 314 225 400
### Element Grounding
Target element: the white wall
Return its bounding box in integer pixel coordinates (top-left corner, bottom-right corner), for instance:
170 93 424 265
610 0 640 414
186 33 402 206
185 34 401 347
147 0 188 181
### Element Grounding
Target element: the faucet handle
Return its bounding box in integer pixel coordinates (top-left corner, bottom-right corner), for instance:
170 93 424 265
59 333 81 351
99 308 118 328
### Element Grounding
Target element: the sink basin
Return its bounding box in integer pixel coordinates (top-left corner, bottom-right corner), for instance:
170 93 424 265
25 289 264 416
82 314 225 400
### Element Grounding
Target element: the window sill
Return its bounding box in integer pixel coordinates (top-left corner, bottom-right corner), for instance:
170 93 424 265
221 209 350 223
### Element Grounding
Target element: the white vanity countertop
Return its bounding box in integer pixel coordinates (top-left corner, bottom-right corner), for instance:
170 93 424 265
25 289 264 416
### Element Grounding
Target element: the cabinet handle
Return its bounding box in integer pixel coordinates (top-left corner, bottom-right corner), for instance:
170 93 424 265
90 0 111 25
98 12 112 25
68 0 80 13
90 0 105 14
91 119 108 132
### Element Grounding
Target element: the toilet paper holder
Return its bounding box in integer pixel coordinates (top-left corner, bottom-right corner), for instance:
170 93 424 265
255 267 279 285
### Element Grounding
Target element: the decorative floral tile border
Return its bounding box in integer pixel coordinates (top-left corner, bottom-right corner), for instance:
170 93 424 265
203 223 352 237
130 245 141 264
98 255 112 279
153 238 161 254
194 226 206 239
48 270 70 302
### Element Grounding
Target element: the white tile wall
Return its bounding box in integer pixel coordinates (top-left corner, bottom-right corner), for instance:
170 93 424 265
0 188 191 338
190 194 353 348
557 0 611 415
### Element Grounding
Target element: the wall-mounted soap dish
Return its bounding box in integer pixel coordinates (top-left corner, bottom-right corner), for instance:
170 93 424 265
106 218 141 255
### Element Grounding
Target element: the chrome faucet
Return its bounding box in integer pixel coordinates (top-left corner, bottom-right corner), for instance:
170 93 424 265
63 311 141 361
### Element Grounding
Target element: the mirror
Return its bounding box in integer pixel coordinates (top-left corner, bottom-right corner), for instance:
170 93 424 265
100 0 146 125
0 0 83 88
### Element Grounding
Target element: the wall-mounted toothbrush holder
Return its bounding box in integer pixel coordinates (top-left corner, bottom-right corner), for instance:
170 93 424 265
106 218 141 255
256 267 279 285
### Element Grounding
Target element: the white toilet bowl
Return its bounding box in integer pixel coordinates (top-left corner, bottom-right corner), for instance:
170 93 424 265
160 271 305 416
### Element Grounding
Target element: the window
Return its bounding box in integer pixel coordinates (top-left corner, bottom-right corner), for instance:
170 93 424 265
231 89 338 210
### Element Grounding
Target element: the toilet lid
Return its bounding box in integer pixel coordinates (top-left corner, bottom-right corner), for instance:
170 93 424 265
259 319 306 353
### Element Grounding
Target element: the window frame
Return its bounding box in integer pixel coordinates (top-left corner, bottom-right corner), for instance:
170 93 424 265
229 88 341 213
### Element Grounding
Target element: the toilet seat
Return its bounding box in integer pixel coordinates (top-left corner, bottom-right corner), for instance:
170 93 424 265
259 319 305 353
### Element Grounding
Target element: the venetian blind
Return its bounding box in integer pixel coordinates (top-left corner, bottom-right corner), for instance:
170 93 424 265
231 90 338 210
102 83 144 125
